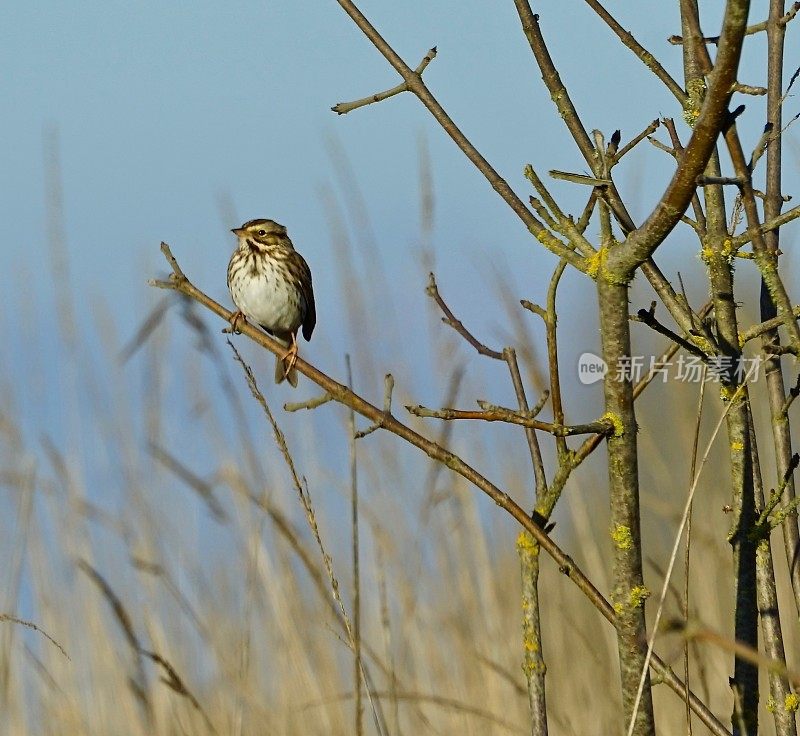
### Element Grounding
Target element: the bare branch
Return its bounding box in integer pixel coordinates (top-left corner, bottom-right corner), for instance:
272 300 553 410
329 3 588 270
355 374 395 439
524 164 596 255
723 122 800 351
503 347 548 496
608 0 751 276
548 170 611 187
749 123 774 171
668 3 800 44
633 303 710 360
406 404 610 436
426 272 504 359
582 0 686 102
733 83 768 95
731 203 800 248
151 241 729 736
647 135 676 156
284 393 334 412
612 119 661 164
332 48 437 114
740 305 800 344
575 190 599 233
781 374 800 417
528 195 559 230
697 176 744 187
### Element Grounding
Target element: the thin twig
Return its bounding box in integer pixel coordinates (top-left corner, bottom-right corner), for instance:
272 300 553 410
780 374 800 417
426 272 503 359
153 239 728 736
741 304 800 343
581 0 686 102
750 123 775 171
504 347 547 496
355 375 394 439
673 621 800 688
0 614 69 661
284 393 334 412
548 170 611 187
332 47 438 114
668 2 800 43
612 119 661 163
697 176 744 187
731 203 800 248
346 356 364 736
733 83 768 95
544 260 569 462
632 303 710 360
662 118 707 234
524 165 596 255
406 404 610 436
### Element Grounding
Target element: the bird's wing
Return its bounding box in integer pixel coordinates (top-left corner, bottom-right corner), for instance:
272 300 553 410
298 254 316 341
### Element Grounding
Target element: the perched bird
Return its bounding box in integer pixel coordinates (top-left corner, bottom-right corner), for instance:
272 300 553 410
227 219 316 386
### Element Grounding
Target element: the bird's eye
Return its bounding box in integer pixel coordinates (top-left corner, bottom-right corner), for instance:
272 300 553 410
258 230 267 236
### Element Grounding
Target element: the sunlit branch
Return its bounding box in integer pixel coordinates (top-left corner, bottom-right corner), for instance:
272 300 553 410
148 241 728 735
332 48 437 115
406 404 611 436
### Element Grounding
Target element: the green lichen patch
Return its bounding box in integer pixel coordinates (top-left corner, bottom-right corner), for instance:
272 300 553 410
516 530 539 555
611 524 633 550
629 585 651 609
601 412 624 437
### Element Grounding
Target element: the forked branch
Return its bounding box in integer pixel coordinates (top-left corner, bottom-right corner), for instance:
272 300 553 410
332 48 437 114
406 403 611 436
329 1 587 271
149 241 729 736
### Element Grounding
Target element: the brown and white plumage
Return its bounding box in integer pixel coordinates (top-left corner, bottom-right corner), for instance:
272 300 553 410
227 219 315 386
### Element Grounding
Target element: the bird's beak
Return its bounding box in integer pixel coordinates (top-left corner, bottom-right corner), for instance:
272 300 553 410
231 227 245 236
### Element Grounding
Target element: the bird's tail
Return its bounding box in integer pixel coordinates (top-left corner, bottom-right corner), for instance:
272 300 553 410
274 353 298 387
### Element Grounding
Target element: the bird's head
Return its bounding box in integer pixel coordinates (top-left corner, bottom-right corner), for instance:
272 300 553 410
232 219 291 250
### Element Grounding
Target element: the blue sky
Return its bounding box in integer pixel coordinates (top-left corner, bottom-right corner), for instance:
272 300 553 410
6 7 800 724
2 1 798 508
2 1 730 317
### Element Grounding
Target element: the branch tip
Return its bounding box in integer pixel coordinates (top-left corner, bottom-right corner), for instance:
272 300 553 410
331 47 438 115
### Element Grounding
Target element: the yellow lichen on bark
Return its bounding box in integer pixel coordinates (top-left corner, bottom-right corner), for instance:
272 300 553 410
628 586 650 609
611 524 633 550
601 411 624 437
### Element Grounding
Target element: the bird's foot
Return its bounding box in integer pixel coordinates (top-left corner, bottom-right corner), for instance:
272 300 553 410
281 335 300 373
223 310 247 334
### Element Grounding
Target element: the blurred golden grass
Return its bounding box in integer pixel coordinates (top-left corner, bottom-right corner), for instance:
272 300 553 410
2 260 796 736
1 141 798 735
